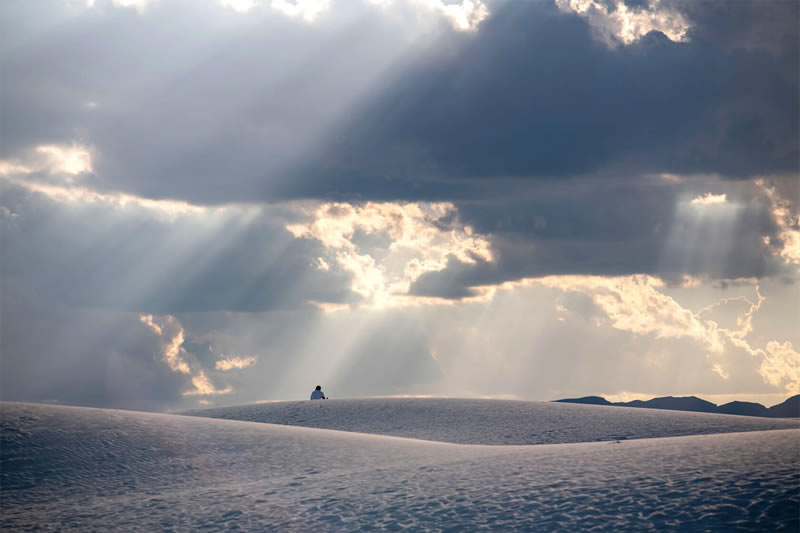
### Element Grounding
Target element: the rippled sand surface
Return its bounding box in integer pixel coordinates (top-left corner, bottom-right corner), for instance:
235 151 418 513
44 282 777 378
183 397 800 444
2 401 799 531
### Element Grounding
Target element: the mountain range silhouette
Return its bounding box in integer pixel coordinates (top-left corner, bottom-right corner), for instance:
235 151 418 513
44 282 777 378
554 394 800 418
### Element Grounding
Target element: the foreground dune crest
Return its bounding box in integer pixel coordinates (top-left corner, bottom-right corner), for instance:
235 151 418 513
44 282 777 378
2 401 799 531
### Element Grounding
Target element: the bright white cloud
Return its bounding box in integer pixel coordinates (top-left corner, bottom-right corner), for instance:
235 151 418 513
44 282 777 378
758 179 800 265
216 356 257 370
0 161 33 176
711 363 729 380
140 314 233 396
311 301 350 313
112 0 159 14
139 314 191 374
35 145 92 175
287 201 493 308
698 285 764 341
89 0 488 30
368 0 490 31
555 0 690 46
510 274 796 396
680 275 703 288
3 177 209 219
219 0 261 12
655 173 687 184
0 143 93 177
534 275 726 353
411 0 489 31
315 257 331 271
246 0 493 31
270 0 329 21
691 193 728 206
0 148 224 218
759 341 800 395
602 391 652 403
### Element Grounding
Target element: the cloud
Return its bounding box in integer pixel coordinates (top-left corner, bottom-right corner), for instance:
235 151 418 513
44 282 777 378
411 0 489 32
759 341 800 395
691 193 727 206
5 0 795 210
534 275 725 354
270 0 329 21
0 287 190 410
287 201 492 307
292 0 796 199
112 0 159 13
3 227 794 408
218 0 261 12
555 0 691 46
1 0 797 410
0 178 351 313
0 143 92 177
711 363 729 380
215 356 257 370
758 179 800 265
527 274 798 396
139 314 191 374
2 175 207 218
407 176 794 296
399 277 786 401
698 284 764 340
217 0 489 29
139 313 233 395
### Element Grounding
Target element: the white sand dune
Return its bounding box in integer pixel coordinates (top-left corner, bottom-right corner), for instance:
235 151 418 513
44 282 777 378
183 397 800 445
2 400 799 531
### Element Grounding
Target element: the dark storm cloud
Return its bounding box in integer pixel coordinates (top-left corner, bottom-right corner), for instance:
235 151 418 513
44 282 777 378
288 0 797 199
409 177 792 297
271 0 798 292
677 0 799 55
4 0 795 207
1 0 797 294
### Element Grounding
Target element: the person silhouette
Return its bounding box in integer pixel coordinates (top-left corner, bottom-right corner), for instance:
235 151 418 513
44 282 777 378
310 385 327 400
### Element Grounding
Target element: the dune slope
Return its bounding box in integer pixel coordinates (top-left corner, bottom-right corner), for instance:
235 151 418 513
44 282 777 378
183 398 800 445
2 402 799 531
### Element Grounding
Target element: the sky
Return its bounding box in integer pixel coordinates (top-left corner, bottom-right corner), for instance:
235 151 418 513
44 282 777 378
1 0 798 412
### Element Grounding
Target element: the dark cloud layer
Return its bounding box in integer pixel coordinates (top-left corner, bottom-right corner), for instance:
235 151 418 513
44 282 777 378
1 0 796 298
289 0 797 199
409 177 791 297
3 1 796 206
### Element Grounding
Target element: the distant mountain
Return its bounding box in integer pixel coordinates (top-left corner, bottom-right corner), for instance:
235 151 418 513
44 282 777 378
617 396 717 413
767 395 800 418
553 394 800 418
717 401 768 417
553 396 612 406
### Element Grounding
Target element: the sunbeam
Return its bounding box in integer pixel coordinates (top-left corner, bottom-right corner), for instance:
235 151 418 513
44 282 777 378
660 191 742 279
2 0 797 412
